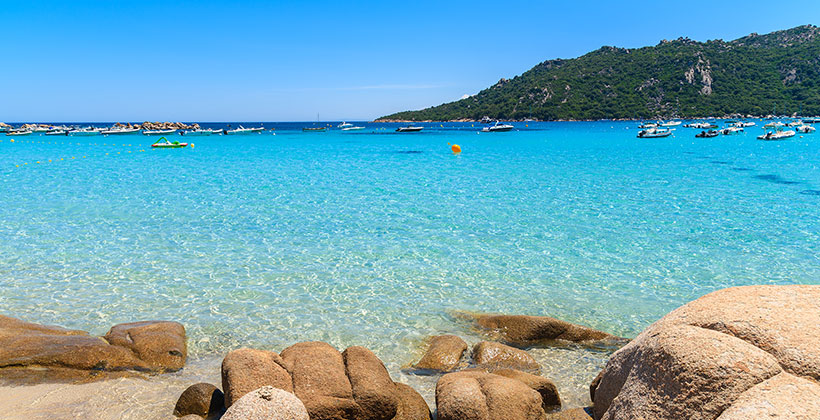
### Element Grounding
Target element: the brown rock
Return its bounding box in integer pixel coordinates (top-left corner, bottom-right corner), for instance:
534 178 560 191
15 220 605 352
104 321 187 371
411 335 467 373
0 315 186 378
471 341 540 372
393 383 431 420
546 407 593 419
174 382 224 418
177 415 204 420
493 369 560 411
436 370 546 420
470 314 617 346
592 285 820 420
280 341 360 420
343 346 398 420
221 348 292 407
221 386 309 420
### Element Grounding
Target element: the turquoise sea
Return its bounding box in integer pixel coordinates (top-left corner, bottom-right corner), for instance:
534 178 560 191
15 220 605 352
2 121 820 408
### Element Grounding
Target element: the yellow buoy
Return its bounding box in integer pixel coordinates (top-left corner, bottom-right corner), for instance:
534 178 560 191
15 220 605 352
448 143 461 154
190 143 195 148
10 139 14 143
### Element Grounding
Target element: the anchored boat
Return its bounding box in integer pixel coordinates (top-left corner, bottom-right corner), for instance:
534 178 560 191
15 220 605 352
143 129 178 135
695 130 719 138
101 128 141 135
637 127 673 138
396 126 423 132
757 130 796 140
225 126 264 135
481 122 514 132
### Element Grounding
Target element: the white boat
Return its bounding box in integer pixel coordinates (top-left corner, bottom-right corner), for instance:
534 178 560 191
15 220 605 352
70 128 101 136
45 130 69 136
225 126 264 135
6 130 33 136
660 121 682 127
341 126 365 131
31 126 52 133
736 121 756 128
143 129 178 135
338 122 354 128
637 127 673 138
396 126 423 132
481 121 514 132
796 125 816 133
787 121 803 127
764 121 785 128
721 127 744 135
684 122 717 129
803 118 820 124
100 128 141 135
639 122 659 129
181 129 213 136
757 130 796 140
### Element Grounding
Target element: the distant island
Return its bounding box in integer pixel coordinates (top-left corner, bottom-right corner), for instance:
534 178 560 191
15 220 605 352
377 25 820 122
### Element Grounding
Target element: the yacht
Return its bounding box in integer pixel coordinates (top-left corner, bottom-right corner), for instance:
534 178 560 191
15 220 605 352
6 129 33 136
396 126 423 132
758 129 796 140
341 126 365 131
70 127 101 136
181 129 213 136
660 120 682 127
143 129 178 135
225 126 264 135
337 122 354 128
101 127 141 135
637 127 673 138
481 121 514 132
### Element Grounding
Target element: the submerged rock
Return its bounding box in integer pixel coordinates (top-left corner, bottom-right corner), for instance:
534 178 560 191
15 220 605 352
591 285 820 420
173 382 224 418
436 370 547 420
219 341 430 420
410 335 468 373
464 313 618 346
221 386 309 420
0 315 186 380
471 341 540 372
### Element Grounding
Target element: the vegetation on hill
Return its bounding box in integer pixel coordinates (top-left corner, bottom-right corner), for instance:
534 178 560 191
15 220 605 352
378 25 820 121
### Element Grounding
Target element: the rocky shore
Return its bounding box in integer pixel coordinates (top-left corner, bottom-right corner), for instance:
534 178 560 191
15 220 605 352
2 285 819 419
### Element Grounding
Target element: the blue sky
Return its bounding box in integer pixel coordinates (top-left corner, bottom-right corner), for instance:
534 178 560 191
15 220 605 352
1 0 818 121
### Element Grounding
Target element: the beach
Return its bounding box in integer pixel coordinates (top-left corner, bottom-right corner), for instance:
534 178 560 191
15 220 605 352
2 121 820 417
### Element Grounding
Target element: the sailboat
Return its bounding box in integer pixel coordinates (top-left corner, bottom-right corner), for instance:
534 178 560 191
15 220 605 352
303 113 327 132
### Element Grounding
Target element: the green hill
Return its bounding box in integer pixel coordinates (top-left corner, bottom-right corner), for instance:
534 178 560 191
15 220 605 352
378 25 820 121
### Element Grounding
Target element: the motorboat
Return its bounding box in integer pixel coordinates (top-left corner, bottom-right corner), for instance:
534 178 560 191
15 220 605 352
143 129 178 135
685 122 718 129
695 130 719 138
341 126 365 131
638 122 659 129
337 122 354 128
757 130 796 140
637 127 673 138
763 121 785 128
45 130 69 136
802 118 820 124
660 120 682 127
101 127 141 135
481 121 514 132
151 137 189 148
736 121 756 128
396 126 423 132
302 127 327 132
788 121 803 127
225 126 264 135
70 127 101 136
181 129 213 136
796 125 816 133
720 127 743 135
6 129 33 136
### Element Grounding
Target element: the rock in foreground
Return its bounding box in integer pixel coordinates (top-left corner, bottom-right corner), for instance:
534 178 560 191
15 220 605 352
591 285 820 420
221 342 430 420
471 341 540 372
436 370 548 420
0 315 186 380
174 382 224 418
221 386 308 420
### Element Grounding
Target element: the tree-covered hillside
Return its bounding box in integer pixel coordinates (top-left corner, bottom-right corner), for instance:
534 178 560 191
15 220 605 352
378 25 820 121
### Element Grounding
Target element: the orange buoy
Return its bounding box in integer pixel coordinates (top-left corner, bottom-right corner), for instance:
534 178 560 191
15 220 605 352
448 143 461 154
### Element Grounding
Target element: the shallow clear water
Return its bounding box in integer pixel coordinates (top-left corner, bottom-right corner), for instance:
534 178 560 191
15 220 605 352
1 121 819 410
